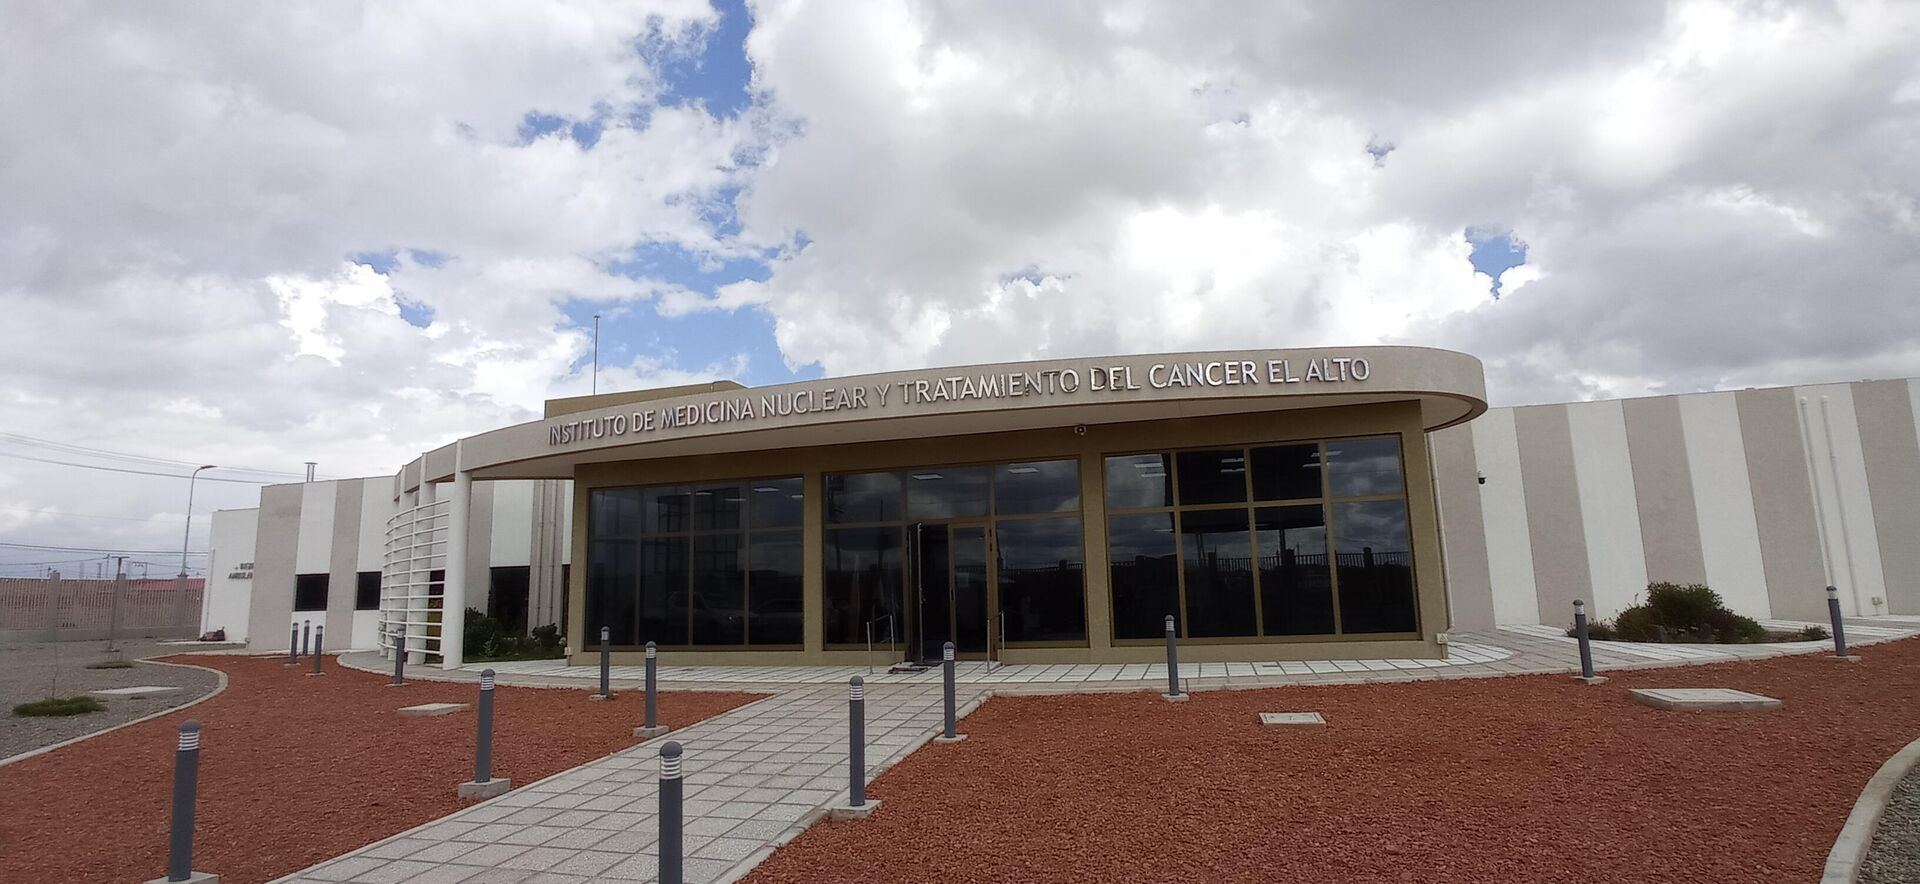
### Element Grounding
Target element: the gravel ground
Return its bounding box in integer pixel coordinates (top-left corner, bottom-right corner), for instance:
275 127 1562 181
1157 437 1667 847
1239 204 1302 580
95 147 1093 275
747 637 1920 884
0 654 761 884
1861 764 1920 883
0 638 232 760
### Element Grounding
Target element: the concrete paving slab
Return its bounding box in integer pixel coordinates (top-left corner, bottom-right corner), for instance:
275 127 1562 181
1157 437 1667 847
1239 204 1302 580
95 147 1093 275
1259 712 1326 726
398 702 470 717
1629 688 1783 711
89 685 181 698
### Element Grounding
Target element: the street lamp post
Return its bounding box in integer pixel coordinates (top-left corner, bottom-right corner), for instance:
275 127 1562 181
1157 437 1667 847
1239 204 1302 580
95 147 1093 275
178 465 216 634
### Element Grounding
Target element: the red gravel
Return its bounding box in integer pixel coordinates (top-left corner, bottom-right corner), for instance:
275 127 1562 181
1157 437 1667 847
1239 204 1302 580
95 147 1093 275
747 640 1920 884
0 656 759 884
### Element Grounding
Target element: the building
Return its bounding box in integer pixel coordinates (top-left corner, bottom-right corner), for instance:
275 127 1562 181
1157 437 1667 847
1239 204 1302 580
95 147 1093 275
202 347 1920 670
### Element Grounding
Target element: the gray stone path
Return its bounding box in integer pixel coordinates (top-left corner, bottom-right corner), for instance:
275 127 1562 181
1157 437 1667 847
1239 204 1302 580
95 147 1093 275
274 682 980 884
0 638 233 761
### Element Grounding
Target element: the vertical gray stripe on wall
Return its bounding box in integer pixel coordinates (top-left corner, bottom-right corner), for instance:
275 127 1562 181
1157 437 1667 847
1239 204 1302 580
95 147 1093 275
1621 396 1708 586
1735 387 1829 620
468 481 496 619
1513 404 1593 622
1429 424 1494 630
248 483 304 650
1852 380 1920 614
326 479 365 641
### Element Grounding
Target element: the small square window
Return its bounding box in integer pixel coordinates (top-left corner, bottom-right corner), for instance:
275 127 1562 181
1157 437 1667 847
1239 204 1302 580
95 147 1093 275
355 572 380 611
294 574 329 612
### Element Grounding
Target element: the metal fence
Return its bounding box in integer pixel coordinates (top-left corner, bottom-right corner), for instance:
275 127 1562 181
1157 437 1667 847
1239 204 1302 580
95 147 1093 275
380 499 448 662
0 575 205 642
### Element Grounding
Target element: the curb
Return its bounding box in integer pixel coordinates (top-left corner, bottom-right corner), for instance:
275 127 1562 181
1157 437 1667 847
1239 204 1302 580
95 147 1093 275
0 658 229 769
1823 734 1920 883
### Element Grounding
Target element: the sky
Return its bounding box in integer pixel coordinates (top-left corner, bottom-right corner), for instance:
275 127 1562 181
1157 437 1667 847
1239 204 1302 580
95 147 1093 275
1 0 1917 576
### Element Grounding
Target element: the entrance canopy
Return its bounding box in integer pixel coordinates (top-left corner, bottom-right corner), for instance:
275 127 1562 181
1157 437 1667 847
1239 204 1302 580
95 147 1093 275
397 346 1486 492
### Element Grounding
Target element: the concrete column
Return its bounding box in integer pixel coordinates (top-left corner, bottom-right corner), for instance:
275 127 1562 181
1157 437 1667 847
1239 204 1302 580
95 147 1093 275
442 470 471 670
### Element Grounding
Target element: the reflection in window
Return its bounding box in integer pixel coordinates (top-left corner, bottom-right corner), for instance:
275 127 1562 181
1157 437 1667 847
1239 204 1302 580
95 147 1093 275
993 460 1080 515
1109 512 1178 640
749 477 805 529
1251 444 1323 501
638 537 688 645
906 466 990 520
824 526 903 645
690 534 744 644
1255 506 1334 635
1105 454 1173 509
1179 508 1256 637
748 531 804 645
1326 436 1404 497
826 471 902 524
692 483 743 532
996 517 1085 643
1176 450 1248 506
1334 500 1417 633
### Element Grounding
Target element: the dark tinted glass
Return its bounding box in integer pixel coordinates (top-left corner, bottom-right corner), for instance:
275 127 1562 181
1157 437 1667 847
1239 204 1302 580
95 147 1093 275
355 571 381 611
1179 508 1256 637
589 488 641 539
293 574 328 612
906 466 990 519
1326 436 1403 498
1108 512 1178 639
748 477 805 528
996 517 1086 643
640 486 691 534
1255 506 1334 635
487 566 530 634
690 534 745 644
1334 500 1417 633
1104 454 1174 509
691 483 744 532
1251 444 1323 501
1176 449 1249 505
993 460 1080 514
747 530 804 645
825 472 902 524
585 538 637 644
824 526 903 644
638 536 688 644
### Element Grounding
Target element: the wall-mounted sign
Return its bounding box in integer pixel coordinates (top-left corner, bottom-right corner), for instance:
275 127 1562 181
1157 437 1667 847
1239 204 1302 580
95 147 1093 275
547 354 1372 448
228 561 254 580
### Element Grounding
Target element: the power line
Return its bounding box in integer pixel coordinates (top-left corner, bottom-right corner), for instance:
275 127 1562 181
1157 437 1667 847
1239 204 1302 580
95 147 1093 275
0 508 170 524
0 452 280 484
0 432 315 479
0 541 208 555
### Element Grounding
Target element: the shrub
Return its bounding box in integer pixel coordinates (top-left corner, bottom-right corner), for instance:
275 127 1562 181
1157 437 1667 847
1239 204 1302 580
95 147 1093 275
1613 604 1665 642
1599 582 1777 644
463 608 565 662
1566 619 1618 641
14 696 105 717
84 659 133 670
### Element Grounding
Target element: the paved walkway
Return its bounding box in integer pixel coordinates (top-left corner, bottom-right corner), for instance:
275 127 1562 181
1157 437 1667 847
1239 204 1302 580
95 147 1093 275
276 683 982 884
298 619 1916 883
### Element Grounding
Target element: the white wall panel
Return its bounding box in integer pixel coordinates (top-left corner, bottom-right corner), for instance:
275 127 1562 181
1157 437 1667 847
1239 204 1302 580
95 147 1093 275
293 481 337 575
1567 400 1649 618
1679 392 1771 617
202 508 258 641
560 481 575 565
1471 408 1540 625
356 481 391 572
1798 384 1888 616
490 480 534 567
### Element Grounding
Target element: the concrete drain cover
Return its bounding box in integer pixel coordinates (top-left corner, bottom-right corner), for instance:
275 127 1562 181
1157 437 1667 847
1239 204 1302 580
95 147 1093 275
1259 712 1326 726
398 703 470 717
1629 688 1782 711
88 686 179 699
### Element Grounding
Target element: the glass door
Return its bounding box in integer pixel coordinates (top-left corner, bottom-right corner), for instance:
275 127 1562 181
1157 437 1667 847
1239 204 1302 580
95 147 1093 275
913 522 992 662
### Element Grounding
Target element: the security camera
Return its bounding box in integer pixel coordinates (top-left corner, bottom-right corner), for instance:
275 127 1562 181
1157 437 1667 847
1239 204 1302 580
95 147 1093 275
1476 471 1487 485
1073 424 1088 436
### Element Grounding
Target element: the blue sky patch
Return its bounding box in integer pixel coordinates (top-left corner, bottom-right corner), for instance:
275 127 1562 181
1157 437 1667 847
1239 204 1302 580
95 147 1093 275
1467 228 1527 297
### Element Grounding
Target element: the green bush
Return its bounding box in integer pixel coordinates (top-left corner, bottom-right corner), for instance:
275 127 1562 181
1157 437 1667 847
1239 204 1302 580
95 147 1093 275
1612 604 1664 642
1592 582 1776 645
464 608 565 662
14 696 105 717
1566 619 1618 640
84 659 133 670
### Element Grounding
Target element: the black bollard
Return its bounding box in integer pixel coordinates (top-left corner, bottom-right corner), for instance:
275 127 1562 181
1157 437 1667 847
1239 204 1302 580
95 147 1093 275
301 620 311 658
593 626 613 701
1163 614 1186 700
286 622 298 666
1829 586 1853 658
390 624 407 687
1572 600 1605 684
659 742 684 884
456 669 511 798
162 721 209 882
633 641 667 738
849 676 866 807
309 625 325 676
938 641 961 741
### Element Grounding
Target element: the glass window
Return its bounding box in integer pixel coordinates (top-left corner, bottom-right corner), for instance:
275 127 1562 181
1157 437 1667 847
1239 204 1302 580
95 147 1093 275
1333 500 1417 633
355 571 381 611
747 530 804 645
993 460 1080 514
692 483 744 532
749 477 805 529
1178 508 1256 637
293 574 328 612
487 566 531 634
824 526 904 644
690 534 745 644
826 471 902 524
1176 450 1249 506
585 538 637 645
996 517 1086 643
1255 506 1334 635
1108 512 1179 639
905 466 989 520
1251 444 1323 502
590 488 641 539
637 537 689 645
1105 454 1174 509
640 486 691 534
1326 435 1403 498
